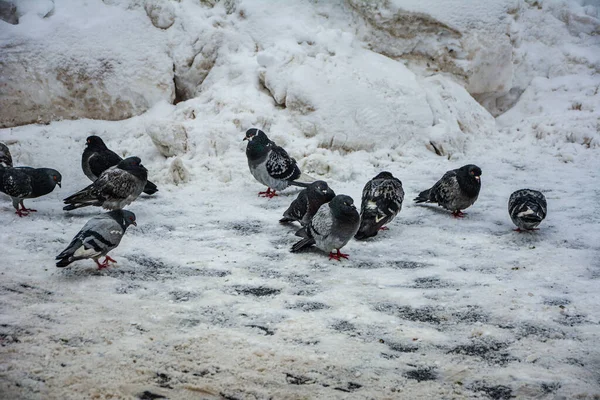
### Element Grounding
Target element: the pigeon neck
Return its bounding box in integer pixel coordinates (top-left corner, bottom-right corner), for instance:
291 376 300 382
246 140 270 161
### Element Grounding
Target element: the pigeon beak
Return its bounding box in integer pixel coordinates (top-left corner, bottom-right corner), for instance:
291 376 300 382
132 221 137 226
243 137 248 141
475 176 480 182
57 182 62 188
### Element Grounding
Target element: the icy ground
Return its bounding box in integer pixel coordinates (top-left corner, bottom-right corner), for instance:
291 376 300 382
0 122 599 400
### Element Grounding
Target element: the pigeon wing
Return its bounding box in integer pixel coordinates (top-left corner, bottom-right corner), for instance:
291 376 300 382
266 145 301 181
0 168 32 199
88 150 122 179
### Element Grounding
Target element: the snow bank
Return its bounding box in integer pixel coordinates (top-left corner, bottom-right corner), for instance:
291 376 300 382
0 0 174 128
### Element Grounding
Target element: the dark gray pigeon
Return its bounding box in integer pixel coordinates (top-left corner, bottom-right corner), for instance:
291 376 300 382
63 157 147 211
291 194 360 261
0 167 62 217
508 189 547 231
82 135 158 195
56 210 137 269
355 171 404 240
280 180 335 225
244 128 307 198
414 164 481 217
0 142 12 168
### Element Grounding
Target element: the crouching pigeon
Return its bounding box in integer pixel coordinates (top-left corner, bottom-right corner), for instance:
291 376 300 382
0 142 12 168
508 189 547 231
0 167 62 216
56 210 137 269
355 171 404 239
63 157 147 211
291 194 360 261
280 180 335 225
414 164 481 218
82 135 158 195
244 128 308 198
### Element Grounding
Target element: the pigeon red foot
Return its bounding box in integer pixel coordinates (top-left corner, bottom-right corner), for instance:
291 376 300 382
329 249 349 261
258 188 278 198
452 210 465 218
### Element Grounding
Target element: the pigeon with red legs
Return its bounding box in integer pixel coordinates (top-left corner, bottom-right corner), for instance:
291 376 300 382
0 166 62 217
355 171 404 240
414 164 481 217
291 195 360 261
82 135 158 195
56 210 137 269
280 180 336 226
509 189 547 231
243 128 309 198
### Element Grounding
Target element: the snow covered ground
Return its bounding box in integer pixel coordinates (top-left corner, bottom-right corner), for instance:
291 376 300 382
1 0 600 399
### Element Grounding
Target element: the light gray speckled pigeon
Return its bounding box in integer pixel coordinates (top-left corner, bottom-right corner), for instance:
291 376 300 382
414 164 481 218
63 157 147 211
355 171 404 240
0 167 62 217
244 128 307 198
291 194 360 261
280 180 335 226
56 210 137 269
508 189 547 231
0 142 12 168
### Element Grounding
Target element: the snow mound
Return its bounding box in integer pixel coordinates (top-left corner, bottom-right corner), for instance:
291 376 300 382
348 0 516 99
0 0 174 128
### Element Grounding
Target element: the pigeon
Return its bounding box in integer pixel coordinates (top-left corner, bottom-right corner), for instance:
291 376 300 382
0 167 62 217
243 128 308 198
355 171 404 240
82 135 158 195
280 180 336 226
508 189 547 231
0 142 12 168
291 194 360 261
414 164 482 217
63 157 147 211
56 210 137 269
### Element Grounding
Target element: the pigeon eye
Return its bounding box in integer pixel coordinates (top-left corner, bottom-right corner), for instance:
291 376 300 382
53 175 57 181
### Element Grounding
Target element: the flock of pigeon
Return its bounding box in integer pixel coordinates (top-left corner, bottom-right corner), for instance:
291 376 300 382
0 129 548 268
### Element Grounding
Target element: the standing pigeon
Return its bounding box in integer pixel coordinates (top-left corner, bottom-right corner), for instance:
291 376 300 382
280 180 336 225
355 171 404 239
0 167 62 216
508 189 547 231
63 157 147 211
414 164 481 217
0 142 12 168
82 135 158 195
56 210 137 269
291 194 360 261
244 128 307 198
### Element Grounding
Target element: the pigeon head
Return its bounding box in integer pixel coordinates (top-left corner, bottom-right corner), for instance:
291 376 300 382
40 168 62 188
243 128 269 144
86 135 108 150
459 164 481 181
309 180 336 199
108 210 137 229
118 157 147 171
373 171 396 181
330 194 357 217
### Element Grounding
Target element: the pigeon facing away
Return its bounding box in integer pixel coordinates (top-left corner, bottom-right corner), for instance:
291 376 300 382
414 164 481 217
355 171 404 240
508 189 547 231
291 194 360 261
82 135 158 195
244 128 307 198
280 180 336 226
0 142 12 168
63 157 147 211
56 210 137 269
0 167 62 217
